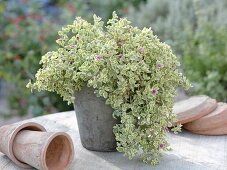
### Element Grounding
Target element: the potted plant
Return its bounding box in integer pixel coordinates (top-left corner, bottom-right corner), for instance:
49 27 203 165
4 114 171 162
27 12 190 165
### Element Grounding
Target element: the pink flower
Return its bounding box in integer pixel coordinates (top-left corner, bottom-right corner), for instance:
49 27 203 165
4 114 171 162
20 0 28 3
70 44 76 48
39 35 45 41
157 64 163 68
8 16 25 23
11 34 18 38
139 48 144 53
96 55 102 59
151 89 157 93
122 8 129 13
159 144 164 148
117 55 123 58
15 56 21 60
1 34 7 39
19 98 27 104
66 3 76 14
163 127 169 132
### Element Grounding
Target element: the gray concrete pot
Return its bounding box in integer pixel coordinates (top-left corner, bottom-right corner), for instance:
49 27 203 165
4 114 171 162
73 86 119 152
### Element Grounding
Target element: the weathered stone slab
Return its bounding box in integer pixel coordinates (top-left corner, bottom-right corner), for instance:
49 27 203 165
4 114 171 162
173 95 217 125
184 102 227 132
1 111 227 169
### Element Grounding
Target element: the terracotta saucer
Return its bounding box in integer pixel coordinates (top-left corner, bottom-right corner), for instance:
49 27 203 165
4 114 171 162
173 95 217 125
184 102 227 132
189 123 227 135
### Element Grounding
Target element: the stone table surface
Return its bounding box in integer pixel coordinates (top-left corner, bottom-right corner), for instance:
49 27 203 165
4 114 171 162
0 111 227 170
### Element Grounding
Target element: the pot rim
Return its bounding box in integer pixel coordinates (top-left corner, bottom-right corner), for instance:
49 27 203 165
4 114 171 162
9 122 46 168
41 132 74 170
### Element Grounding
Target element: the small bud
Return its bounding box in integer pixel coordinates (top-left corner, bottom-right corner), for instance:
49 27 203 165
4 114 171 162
151 89 157 94
157 64 163 68
96 55 102 59
139 48 144 53
70 44 76 48
159 144 164 148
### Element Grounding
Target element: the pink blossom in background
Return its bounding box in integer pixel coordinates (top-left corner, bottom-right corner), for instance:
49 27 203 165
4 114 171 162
122 8 129 13
11 34 18 39
66 3 76 14
1 34 7 39
39 35 45 41
15 56 21 60
20 0 28 3
19 98 27 105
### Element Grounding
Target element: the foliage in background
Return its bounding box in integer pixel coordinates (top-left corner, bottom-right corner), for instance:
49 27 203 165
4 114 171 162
0 0 145 117
87 0 146 22
1 0 226 117
127 0 227 101
127 0 196 49
180 0 227 102
0 0 88 116
27 13 190 165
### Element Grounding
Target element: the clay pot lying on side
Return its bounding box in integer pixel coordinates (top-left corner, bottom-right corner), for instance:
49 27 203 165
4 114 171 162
13 130 74 170
0 122 74 170
0 122 46 168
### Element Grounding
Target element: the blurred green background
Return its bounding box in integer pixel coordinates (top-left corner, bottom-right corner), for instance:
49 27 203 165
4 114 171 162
0 0 227 118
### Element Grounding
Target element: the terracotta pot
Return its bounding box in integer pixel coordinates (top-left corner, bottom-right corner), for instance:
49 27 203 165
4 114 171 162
13 130 74 170
0 122 74 170
0 122 46 168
